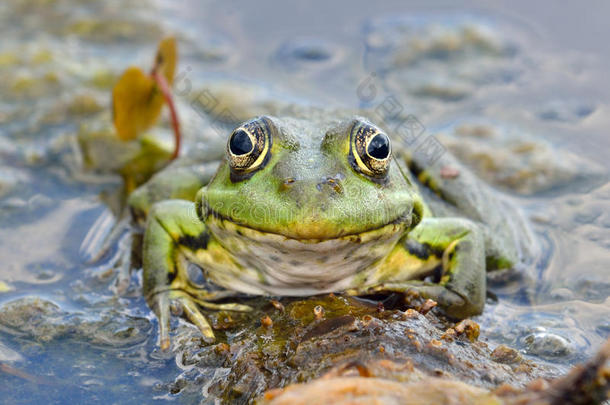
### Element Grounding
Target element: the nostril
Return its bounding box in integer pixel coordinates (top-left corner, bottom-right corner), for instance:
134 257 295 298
279 177 296 191
317 175 343 194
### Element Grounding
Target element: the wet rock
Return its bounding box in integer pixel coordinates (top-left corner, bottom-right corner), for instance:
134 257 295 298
480 301 606 365
258 338 610 405
496 338 610 405
0 297 151 348
522 332 571 358
454 319 480 342
259 375 499 405
490 345 522 365
165 295 560 403
436 122 606 195
363 15 519 105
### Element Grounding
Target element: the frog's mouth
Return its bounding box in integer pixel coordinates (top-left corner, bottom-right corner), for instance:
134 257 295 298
204 207 413 243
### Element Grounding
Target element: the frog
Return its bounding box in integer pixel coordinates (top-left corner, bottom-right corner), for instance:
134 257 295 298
128 111 532 350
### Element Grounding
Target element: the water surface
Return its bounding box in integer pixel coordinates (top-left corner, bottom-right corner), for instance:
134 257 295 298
0 0 608 403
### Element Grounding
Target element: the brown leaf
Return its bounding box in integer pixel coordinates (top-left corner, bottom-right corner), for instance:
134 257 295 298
112 37 178 142
112 66 164 141
153 36 177 85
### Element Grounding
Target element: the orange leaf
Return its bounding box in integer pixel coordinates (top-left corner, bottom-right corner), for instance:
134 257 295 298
153 36 177 85
112 66 165 141
112 37 178 142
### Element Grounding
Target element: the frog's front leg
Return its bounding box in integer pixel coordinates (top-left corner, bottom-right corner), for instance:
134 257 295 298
129 161 219 225
143 200 250 350
357 217 486 319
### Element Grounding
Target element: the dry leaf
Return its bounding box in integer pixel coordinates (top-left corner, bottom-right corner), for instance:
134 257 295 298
154 36 177 85
112 66 164 141
112 37 178 142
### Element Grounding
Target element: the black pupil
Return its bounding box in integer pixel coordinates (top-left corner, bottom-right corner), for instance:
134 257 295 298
230 130 253 155
367 133 390 159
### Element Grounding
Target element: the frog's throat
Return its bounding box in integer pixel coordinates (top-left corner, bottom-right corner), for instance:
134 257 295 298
201 214 408 296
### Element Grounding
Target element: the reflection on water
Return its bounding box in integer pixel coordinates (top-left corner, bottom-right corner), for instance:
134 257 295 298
0 0 608 403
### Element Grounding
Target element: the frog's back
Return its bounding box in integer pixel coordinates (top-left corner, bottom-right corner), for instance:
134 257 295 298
391 138 537 271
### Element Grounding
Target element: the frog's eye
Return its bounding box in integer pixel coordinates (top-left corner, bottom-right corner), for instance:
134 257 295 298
227 117 273 173
350 120 391 177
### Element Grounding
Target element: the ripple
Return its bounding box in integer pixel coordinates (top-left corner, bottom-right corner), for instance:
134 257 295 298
273 38 342 71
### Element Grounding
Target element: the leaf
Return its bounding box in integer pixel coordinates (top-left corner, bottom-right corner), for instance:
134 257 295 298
111 37 178 142
154 36 177 85
112 66 164 141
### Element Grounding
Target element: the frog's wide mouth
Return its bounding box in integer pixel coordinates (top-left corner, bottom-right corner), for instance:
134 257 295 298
204 207 413 243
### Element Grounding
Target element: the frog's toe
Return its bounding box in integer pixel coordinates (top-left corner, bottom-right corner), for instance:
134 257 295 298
182 285 249 306
175 293 252 344
355 282 477 318
175 294 216 344
148 288 253 350
190 298 252 312
149 290 217 350
409 285 466 309
149 291 172 351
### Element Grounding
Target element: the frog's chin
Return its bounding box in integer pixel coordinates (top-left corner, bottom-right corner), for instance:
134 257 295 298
204 214 407 295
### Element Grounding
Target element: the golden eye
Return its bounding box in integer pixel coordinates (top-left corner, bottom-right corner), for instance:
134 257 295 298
350 120 392 177
227 116 273 173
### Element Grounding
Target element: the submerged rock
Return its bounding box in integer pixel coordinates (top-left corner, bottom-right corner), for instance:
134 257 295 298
522 331 572 359
0 297 151 348
435 122 606 195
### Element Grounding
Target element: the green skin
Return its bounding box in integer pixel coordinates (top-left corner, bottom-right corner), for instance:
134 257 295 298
129 114 522 350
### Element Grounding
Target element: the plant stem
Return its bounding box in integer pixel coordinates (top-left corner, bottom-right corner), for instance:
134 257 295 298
152 71 181 160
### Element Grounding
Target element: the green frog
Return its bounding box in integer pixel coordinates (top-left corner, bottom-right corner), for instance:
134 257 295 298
128 112 531 350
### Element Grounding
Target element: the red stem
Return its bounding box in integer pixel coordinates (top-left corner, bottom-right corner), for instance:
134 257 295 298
152 71 181 160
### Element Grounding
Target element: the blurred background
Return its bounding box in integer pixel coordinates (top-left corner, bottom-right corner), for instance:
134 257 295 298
0 0 608 403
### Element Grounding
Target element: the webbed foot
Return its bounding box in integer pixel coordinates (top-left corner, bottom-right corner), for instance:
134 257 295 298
143 200 252 350
348 281 469 317
148 288 251 350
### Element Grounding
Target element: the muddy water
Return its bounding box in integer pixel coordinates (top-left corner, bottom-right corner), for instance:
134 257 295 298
0 0 608 403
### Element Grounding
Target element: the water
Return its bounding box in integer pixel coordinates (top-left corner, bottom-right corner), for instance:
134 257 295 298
0 0 608 403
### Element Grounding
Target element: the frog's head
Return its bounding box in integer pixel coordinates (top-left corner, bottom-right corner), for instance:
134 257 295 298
199 115 423 242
